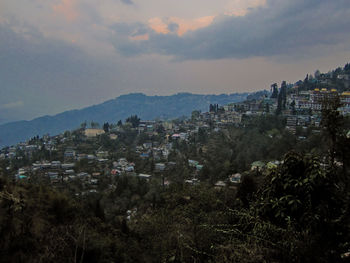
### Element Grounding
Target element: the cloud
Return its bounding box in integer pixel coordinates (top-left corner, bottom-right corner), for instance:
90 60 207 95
113 0 350 60
148 16 215 36
0 101 24 110
53 0 79 22
225 0 267 16
130 33 149 41
0 21 115 120
120 0 134 5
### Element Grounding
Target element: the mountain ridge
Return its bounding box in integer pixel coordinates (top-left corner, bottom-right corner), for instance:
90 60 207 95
0 92 248 147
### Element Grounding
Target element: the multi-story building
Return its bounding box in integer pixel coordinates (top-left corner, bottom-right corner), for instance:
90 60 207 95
340 91 350 115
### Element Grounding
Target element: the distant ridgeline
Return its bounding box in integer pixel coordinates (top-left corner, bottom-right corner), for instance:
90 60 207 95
0 92 248 148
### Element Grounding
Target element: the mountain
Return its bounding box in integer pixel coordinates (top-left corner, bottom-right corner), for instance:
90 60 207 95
0 117 13 125
0 92 248 147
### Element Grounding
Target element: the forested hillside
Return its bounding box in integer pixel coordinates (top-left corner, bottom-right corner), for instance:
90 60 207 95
0 93 247 148
1 95 350 262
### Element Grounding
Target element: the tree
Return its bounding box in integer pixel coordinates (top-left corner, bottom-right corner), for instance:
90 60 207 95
125 115 140 128
257 152 349 262
80 121 87 129
237 174 257 208
320 95 344 166
270 83 278 98
90 121 100 128
276 81 287 115
281 81 287 110
276 92 282 115
103 122 110 133
314 69 321 79
191 110 200 121
344 62 350 73
290 100 296 115
156 124 165 134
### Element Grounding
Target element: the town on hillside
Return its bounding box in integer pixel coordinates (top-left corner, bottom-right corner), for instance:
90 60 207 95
1 65 350 195
1 64 350 263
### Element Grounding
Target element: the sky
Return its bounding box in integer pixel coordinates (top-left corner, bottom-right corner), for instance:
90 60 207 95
1 0 350 122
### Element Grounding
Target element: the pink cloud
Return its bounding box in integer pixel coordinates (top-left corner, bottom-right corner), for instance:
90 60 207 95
146 0 266 37
148 17 169 34
148 15 214 36
170 16 214 36
129 33 149 41
53 0 79 22
225 0 267 17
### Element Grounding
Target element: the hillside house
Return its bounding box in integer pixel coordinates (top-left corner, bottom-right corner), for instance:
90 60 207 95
84 128 105 137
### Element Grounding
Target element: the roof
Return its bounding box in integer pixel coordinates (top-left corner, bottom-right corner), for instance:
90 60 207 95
84 129 105 137
215 181 226 187
138 174 152 178
251 161 265 167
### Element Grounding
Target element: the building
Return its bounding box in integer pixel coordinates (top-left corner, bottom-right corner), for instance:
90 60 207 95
84 129 105 137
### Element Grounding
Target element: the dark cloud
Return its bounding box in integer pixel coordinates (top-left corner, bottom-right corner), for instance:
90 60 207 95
120 0 134 5
111 22 149 36
167 23 179 33
113 0 350 60
0 22 114 121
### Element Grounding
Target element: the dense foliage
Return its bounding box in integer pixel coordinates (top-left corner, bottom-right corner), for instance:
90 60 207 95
1 92 350 261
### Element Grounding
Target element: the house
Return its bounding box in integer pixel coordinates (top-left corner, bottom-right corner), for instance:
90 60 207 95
118 158 128 166
196 165 203 171
140 152 150 158
76 154 87 160
51 161 61 169
111 169 120 176
138 174 152 181
87 154 96 160
109 134 118 140
64 169 75 175
286 116 297 134
337 74 350 80
251 161 265 171
61 163 75 169
185 178 200 185
214 180 227 189
84 128 105 137
40 162 51 169
16 174 28 180
155 163 166 171
90 179 98 185
171 134 181 140
188 160 199 167
77 172 90 179
125 166 134 172
96 151 108 158
143 142 153 149
64 149 76 158
179 133 188 140
47 172 60 183
229 173 242 184
267 161 279 169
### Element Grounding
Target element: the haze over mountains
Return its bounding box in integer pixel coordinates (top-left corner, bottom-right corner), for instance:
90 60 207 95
0 92 248 148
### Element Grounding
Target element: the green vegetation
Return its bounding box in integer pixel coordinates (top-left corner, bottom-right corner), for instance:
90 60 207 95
1 62 350 261
1 106 349 262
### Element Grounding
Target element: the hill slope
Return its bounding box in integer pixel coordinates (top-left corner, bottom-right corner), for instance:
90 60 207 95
0 92 247 147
